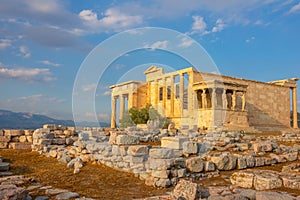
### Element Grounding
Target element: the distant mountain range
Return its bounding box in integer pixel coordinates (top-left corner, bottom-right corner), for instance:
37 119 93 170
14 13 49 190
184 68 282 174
0 110 109 129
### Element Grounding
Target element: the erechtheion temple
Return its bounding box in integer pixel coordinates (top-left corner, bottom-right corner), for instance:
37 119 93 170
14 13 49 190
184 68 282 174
110 66 298 131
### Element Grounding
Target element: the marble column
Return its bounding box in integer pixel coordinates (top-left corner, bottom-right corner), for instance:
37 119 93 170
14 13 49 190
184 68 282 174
111 96 117 128
187 72 193 114
180 73 184 112
202 89 207 109
222 89 227 109
212 88 217 109
163 77 167 109
231 90 236 110
119 94 125 121
170 75 175 117
242 92 246 111
155 80 159 106
293 87 298 129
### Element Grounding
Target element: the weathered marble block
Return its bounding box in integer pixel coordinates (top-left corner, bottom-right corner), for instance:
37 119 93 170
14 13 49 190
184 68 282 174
149 148 174 159
116 135 139 145
161 137 188 150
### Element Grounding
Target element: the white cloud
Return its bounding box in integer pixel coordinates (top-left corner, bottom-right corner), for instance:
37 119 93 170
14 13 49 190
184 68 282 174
79 9 143 32
212 19 225 33
102 91 111 96
82 84 98 92
0 67 54 82
39 60 61 67
192 16 207 34
0 39 12 50
179 37 194 48
7 94 65 105
19 46 31 58
245 36 255 43
98 113 110 121
288 2 300 14
144 40 168 50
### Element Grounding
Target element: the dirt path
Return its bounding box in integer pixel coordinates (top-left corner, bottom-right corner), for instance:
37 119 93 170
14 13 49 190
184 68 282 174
0 149 171 200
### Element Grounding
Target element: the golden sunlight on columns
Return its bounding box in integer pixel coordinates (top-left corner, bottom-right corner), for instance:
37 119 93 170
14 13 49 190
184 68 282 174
187 72 193 114
170 75 174 117
293 87 298 129
202 89 207 109
242 92 246 111
211 88 217 109
180 73 184 113
111 96 117 128
163 78 167 109
155 80 159 106
232 90 236 111
119 94 125 121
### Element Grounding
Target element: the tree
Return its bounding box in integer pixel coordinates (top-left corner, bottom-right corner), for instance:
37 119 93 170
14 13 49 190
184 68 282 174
119 104 171 128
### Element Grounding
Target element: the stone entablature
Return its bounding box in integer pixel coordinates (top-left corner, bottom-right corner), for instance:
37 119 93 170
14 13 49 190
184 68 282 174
109 66 298 131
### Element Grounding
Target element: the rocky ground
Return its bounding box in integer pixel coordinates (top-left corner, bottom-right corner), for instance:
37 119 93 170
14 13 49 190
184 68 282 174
0 149 171 199
2 125 300 199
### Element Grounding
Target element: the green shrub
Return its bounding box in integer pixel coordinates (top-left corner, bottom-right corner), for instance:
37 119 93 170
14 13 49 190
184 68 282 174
119 104 171 128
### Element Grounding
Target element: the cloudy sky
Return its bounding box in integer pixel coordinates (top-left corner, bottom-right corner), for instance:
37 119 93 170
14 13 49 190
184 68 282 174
0 0 300 123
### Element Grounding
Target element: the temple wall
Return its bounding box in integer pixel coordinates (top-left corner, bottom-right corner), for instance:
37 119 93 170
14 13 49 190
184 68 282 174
221 76 291 129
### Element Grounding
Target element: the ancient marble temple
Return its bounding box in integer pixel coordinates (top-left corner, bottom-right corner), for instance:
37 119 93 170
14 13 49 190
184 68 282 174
110 66 298 131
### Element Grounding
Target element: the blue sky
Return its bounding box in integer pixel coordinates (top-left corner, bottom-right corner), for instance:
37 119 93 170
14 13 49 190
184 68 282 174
0 0 300 123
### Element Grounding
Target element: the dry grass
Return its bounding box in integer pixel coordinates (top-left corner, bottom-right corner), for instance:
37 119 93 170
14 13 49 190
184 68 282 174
0 149 171 200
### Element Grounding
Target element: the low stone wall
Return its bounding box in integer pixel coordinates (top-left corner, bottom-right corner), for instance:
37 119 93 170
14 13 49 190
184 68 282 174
2 124 300 190
0 129 33 150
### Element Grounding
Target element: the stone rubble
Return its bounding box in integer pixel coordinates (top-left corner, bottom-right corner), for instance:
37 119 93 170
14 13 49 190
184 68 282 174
1 124 300 199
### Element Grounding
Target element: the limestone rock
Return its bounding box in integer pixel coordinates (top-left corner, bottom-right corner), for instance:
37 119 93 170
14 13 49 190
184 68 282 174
211 153 237 171
254 171 282 190
149 148 174 159
151 170 170 179
281 175 300 190
253 142 274 153
182 141 198 154
186 157 204 173
256 191 294 200
115 135 139 145
161 137 188 150
230 171 254 188
128 145 148 156
55 192 80 199
172 180 201 200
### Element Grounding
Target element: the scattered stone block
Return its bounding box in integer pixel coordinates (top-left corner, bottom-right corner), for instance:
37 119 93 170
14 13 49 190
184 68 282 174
186 157 204 173
161 137 188 150
9 142 32 150
231 171 254 188
211 153 237 171
253 142 274 153
256 191 294 200
0 135 11 142
281 175 300 190
155 178 171 188
43 124 57 130
116 135 139 145
0 142 8 149
182 141 198 154
236 155 247 170
254 171 282 190
151 170 170 179
172 180 201 200
0 162 10 171
56 192 80 199
204 161 216 172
